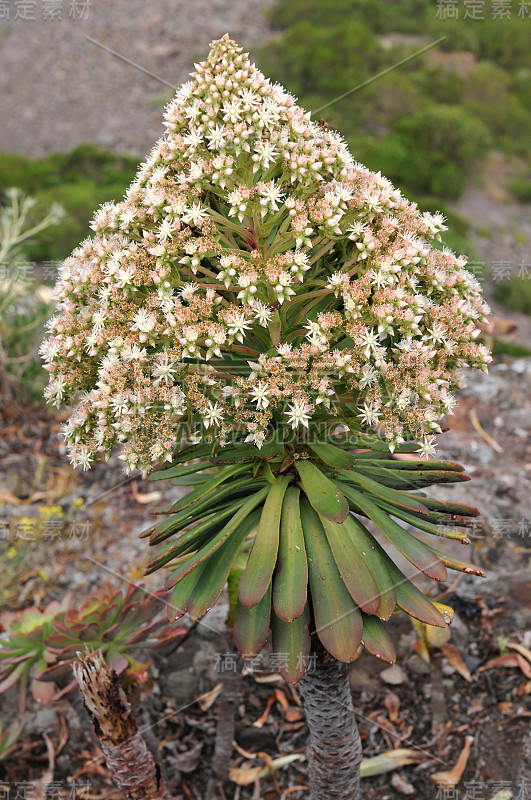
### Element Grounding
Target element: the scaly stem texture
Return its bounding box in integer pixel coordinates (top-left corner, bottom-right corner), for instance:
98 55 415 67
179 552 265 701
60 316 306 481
73 650 172 800
210 638 242 790
298 639 362 800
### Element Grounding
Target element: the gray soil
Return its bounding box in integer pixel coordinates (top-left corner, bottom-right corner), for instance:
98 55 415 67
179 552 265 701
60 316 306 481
0 0 270 157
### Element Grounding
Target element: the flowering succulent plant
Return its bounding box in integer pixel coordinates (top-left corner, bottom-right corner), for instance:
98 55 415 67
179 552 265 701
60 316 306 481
41 36 490 474
0 584 186 710
42 36 491 798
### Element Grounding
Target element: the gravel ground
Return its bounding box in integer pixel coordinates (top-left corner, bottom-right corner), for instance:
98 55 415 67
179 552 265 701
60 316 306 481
0 356 530 798
0 0 270 157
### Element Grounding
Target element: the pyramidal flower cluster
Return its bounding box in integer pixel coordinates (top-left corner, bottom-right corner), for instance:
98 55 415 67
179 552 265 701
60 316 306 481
41 36 490 473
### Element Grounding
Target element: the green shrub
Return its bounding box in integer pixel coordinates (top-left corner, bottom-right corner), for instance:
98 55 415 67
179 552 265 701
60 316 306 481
259 19 381 100
508 176 531 204
28 180 134 263
266 0 430 35
494 275 531 315
0 145 138 263
392 105 491 198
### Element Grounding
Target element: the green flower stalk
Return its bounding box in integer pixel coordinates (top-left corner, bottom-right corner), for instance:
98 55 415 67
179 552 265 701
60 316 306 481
42 36 490 799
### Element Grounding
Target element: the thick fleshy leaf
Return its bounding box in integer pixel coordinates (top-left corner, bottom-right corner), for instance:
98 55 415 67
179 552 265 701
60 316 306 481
170 463 252 513
307 441 355 469
342 514 397 621
32 678 56 705
273 487 308 622
209 445 263 465
331 432 419 454
335 469 429 515
300 500 363 662
35 661 73 682
361 615 396 663
380 553 447 627
296 460 349 523
167 563 204 620
353 459 465 473
165 486 269 589
170 473 214 485
157 477 266 519
423 543 486 577
348 465 470 490
145 503 243 573
154 442 213 469
343 488 447 582
186 509 261 621
239 477 291 608
271 604 311 683
371 498 472 543
398 494 480 517
233 583 272 656
318 515 380 615
150 459 211 480
105 650 129 674
145 505 210 544
0 662 27 695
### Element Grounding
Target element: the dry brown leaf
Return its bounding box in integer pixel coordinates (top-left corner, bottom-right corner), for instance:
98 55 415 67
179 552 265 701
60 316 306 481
197 682 222 711
467 696 485 715
230 754 305 786
55 715 69 756
254 689 303 727
33 734 55 800
360 749 427 777
253 694 276 728
469 408 503 453
258 751 281 794
233 741 257 760
479 317 517 337
430 735 474 787
507 642 531 665
68 760 109 780
375 715 397 735
497 702 513 714
384 692 401 722
412 639 430 663
273 688 290 711
441 644 472 682
480 653 531 679
130 481 162 504
285 709 304 723
0 490 46 505
168 742 203 773
229 762 264 787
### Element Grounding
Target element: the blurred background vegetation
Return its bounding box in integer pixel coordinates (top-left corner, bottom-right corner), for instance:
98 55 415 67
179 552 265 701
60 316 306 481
0 0 530 403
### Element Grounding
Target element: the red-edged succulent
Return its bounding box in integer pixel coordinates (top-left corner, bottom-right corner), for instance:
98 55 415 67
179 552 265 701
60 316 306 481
0 718 24 763
0 584 186 710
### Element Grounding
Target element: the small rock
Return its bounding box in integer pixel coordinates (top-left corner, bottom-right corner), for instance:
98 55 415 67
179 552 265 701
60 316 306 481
349 667 380 693
464 655 482 673
406 654 431 676
163 669 199 704
397 631 417 659
29 706 58 735
379 665 407 685
391 772 416 795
